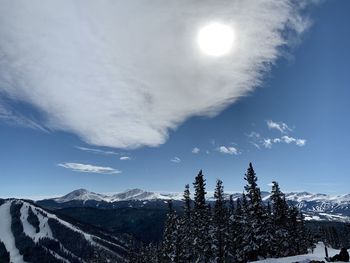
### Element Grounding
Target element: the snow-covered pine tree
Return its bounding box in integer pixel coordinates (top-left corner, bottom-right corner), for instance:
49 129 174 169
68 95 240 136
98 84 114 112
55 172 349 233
234 193 250 262
289 207 314 256
243 162 270 261
192 170 211 263
227 195 236 261
161 200 181 262
270 181 289 225
212 179 228 263
270 181 290 257
178 184 194 262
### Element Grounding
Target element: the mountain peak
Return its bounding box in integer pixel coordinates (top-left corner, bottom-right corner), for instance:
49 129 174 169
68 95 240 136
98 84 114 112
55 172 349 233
54 188 106 203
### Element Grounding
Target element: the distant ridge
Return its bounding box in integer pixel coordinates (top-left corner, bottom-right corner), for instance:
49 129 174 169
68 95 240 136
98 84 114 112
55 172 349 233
36 188 350 222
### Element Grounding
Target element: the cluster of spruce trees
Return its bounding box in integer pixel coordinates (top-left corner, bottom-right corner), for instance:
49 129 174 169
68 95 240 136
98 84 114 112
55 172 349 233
130 163 314 263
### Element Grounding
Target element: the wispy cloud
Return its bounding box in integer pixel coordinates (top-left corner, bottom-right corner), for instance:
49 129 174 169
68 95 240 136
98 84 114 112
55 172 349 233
120 156 131 161
263 136 306 148
192 147 200 154
0 1 314 149
171 157 181 163
249 120 306 149
250 141 261 150
218 146 239 155
247 132 261 139
267 120 292 134
58 162 121 175
0 104 47 132
75 146 119 156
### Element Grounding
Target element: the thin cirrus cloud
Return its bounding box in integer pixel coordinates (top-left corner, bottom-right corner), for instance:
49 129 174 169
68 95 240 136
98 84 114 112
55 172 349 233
75 146 120 156
120 156 131 161
0 104 47 132
171 157 181 163
218 146 239 155
58 162 121 175
0 1 314 149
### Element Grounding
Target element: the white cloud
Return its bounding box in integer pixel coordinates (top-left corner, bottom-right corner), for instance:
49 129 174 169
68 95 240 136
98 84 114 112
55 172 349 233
218 146 238 155
0 1 313 149
267 120 292 134
263 139 273 149
192 147 200 154
249 121 306 149
296 139 306 146
58 162 121 175
76 146 119 155
281 135 295 144
171 157 181 163
120 156 131 161
262 136 306 148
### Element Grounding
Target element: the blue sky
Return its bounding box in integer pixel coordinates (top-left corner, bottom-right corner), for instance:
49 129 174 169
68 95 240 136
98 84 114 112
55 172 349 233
0 1 350 198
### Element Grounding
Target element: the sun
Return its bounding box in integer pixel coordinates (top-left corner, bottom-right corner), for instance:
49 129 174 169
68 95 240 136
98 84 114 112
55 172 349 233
197 22 235 57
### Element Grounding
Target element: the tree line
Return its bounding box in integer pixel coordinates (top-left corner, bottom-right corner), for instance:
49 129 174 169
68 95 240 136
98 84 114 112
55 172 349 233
129 162 315 263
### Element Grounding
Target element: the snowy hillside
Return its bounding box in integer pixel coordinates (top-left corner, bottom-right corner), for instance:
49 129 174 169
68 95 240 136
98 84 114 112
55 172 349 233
39 189 350 222
254 242 346 263
0 199 129 263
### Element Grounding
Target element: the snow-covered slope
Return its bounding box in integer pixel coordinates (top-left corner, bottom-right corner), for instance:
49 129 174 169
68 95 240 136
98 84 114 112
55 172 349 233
0 201 25 263
39 189 350 222
254 242 345 263
0 199 129 263
53 188 107 203
51 188 184 203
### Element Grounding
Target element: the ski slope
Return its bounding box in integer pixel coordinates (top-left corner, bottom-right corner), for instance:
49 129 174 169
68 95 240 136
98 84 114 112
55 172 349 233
0 201 25 263
254 242 347 263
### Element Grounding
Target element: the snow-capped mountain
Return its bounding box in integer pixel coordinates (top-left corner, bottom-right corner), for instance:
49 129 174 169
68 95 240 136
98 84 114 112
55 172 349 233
0 199 129 263
53 188 108 203
37 188 350 222
52 188 184 203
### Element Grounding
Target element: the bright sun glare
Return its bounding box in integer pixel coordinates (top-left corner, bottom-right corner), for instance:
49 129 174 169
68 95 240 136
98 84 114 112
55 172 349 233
197 22 235 57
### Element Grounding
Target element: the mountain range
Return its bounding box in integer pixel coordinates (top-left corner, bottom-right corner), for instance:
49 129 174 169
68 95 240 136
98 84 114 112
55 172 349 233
36 188 350 222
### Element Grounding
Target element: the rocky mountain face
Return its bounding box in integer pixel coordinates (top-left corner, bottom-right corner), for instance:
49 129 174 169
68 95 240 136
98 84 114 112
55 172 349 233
37 188 350 222
0 199 129 263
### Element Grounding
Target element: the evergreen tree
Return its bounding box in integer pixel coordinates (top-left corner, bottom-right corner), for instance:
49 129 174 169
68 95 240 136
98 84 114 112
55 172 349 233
161 201 181 262
270 181 290 257
192 170 211 262
270 181 288 225
243 163 269 261
156 164 315 263
213 179 228 263
179 184 193 262
234 194 250 263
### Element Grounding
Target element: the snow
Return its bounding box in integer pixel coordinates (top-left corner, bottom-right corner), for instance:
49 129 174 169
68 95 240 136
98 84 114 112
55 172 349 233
49 188 350 203
20 203 53 242
52 188 184 203
0 199 126 262
254 243 347 263
53 188 107 203
45 188 350 223
0 201 26 263
20 201 125 256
